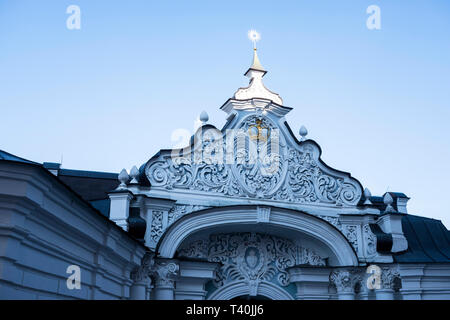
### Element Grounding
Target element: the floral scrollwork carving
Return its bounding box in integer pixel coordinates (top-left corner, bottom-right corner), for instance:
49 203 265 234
342 225 359 254
150 259 179 288
131 252 155 284
177 232 326 289
380 266 400 290
144 114 362 207
329 269 362 293
363 224 377 257
150 211 164 243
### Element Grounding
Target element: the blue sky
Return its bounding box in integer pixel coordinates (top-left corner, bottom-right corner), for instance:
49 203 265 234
1 1 449 226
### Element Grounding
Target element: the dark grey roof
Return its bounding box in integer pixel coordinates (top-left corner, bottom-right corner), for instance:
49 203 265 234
90 199 111 217
0 150 39 164
57 169 119 203
55 168 118 217
394 214 450 263
59 168 118 180
43 162 61 170
0 150 145 244
1 150 117 216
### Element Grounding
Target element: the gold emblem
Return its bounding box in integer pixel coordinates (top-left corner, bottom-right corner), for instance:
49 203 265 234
248 119 270 142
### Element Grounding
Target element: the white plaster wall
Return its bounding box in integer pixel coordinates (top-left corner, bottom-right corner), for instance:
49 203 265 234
399 264 450 300
0 162 147 300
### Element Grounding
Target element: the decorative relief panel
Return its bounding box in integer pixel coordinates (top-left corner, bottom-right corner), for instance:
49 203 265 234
272 148 360 205
232 116 285 198
150 211 164 244
363 224 377 257
342 225 359 254
177 232 326 289
145 114 362 207
148 205 210 247
380 266 401 290
329 268 362 293
316 215 360 254
168 204 210 224
317 215 342 229
314 218 379 259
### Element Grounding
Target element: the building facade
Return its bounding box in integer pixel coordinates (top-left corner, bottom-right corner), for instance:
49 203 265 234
1 49 450 300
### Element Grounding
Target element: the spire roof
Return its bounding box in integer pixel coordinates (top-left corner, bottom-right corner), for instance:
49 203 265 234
234 39 283 105
250 48 265 72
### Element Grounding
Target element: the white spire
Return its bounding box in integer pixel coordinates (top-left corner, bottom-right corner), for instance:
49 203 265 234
247 30 265 72
250 48 265 72
234 30 283 105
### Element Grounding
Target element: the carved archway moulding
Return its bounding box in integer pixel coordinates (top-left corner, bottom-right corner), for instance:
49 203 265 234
208 280 294 300
156 205 358 267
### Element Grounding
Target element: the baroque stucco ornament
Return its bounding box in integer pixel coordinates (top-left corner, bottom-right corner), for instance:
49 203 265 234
145 113 362 207
148 205 210 246
330 269 362 293
233 116 284 197
177 232 326 289
151 260 179 288
131 252 155 283
380 266 401 290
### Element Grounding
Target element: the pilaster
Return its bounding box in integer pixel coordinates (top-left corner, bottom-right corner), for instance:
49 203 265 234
109 190 134 231
375 266 400 300
398 264 424 300
175 261 218 300
288 266 331 300
129 252 154 300
143 198 176 249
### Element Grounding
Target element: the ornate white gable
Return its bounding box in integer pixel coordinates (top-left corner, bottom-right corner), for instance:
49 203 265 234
138 44 363 210
143 100 363 209
105 44 419 302
109 46 400 267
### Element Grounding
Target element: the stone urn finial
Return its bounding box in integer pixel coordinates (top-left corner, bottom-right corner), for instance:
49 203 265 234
117 168 129 190
130 165 139 184
200 111 209 124
383 192 395 213
299 125 308 141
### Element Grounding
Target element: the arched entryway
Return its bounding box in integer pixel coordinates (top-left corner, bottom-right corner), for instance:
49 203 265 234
157 205 358 266
155 205 358 300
